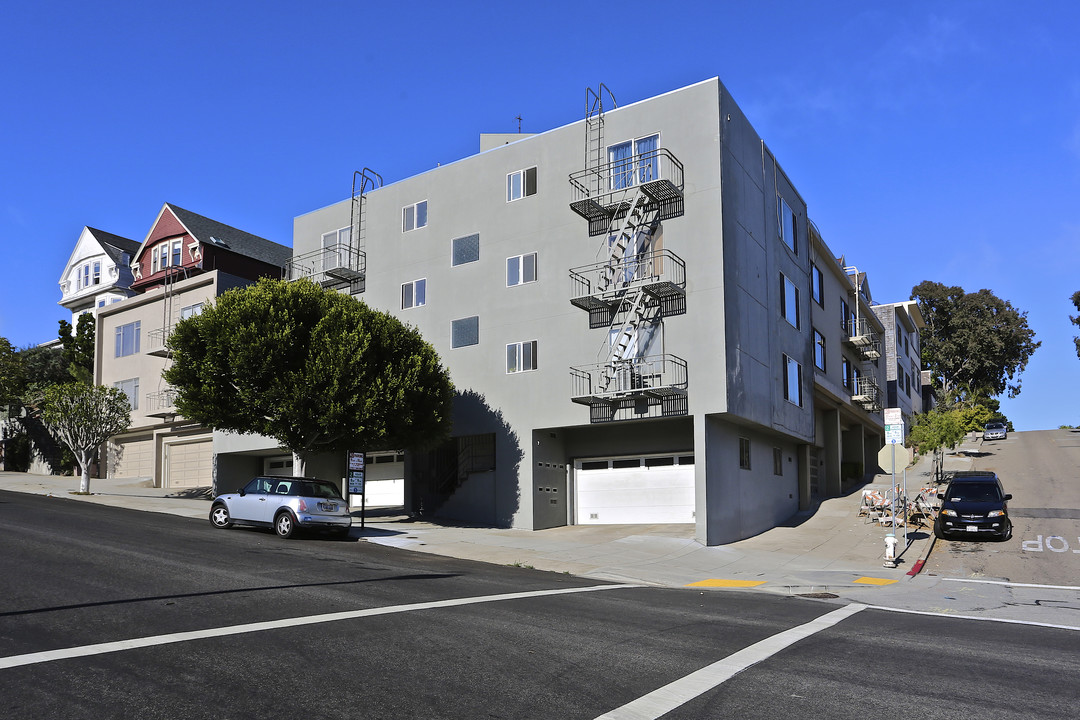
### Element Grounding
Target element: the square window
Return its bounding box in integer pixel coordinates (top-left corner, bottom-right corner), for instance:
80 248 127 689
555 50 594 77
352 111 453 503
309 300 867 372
739 437 751 470
113 378 139 410
783 354 802 407
507 167 538 202
401 279 426 309
507 252 537 286
506 340 538 373
403 201 428 232
451 316 479 348
180 303 203 320
114 321 141 357
773 447 783 476
452 234 480 266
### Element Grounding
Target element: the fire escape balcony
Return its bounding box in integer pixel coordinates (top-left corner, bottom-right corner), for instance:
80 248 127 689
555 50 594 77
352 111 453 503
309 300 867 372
569 149 685 236
571 354 688 423
146 387 180 419
284 243 366 292
146 327 171 357
850 376 882 412
842 317 882 360
569 250 687 327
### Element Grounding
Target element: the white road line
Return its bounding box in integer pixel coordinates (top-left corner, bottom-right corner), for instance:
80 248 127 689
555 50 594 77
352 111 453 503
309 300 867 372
594 603 867 720
0 583 640 670
863 604 1080 631
941 577 1080 591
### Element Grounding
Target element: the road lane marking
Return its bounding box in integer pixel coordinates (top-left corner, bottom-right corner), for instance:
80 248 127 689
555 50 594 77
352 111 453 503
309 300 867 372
594 603 867 719
686 579 767 588
0 583 641 670
863 604 1080 632
941 577 1080 591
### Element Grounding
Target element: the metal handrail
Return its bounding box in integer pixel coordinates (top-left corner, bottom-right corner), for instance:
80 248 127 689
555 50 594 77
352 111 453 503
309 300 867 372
570 249 686 299
146 388 178 413
284 243 366 282
571 354 688 399
569 148 684 204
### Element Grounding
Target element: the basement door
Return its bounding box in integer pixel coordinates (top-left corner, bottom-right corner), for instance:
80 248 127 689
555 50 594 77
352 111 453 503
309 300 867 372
573 454 695 525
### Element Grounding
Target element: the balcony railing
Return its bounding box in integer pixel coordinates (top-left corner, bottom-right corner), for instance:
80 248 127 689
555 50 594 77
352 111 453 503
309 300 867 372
146 388 179 418
569 249 686 321
850 376 881 411
842 317 881 359
284 243 366 291
569 149 685 236
571 354 688 423
146 327 171 357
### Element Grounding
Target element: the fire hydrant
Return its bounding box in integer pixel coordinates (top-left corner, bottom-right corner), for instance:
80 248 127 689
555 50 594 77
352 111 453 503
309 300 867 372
883 533 899 568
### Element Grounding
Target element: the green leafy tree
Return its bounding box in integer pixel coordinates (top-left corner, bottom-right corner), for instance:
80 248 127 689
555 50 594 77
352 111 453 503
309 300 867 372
908 407 966 483
164 278 454 475
1070 290 1080 360
0 336 22 406
42 383 131 493
912 281 1040 401
58 313 96 384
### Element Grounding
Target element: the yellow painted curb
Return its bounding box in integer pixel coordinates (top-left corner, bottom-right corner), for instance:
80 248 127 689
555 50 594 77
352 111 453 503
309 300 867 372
853 577 898 586
686 579 768 588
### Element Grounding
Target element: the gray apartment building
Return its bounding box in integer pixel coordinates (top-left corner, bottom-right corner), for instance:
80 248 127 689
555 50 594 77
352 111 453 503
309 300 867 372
213 77 856 546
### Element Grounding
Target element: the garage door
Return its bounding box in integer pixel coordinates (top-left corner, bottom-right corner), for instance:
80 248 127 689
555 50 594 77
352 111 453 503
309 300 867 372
359 451 405 507
574 455 695 524
113 435 154 479
164 439 213 488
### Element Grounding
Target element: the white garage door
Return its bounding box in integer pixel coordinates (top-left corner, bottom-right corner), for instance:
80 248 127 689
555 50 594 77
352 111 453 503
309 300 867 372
575 455 695 524
113 435 154 479
357 452 405 507
165 439 213 488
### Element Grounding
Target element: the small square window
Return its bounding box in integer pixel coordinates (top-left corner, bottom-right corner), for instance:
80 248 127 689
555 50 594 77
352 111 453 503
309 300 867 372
113 377 139 410
402 279 427 309
507 252 537 287
403 201 428 232
507 167 538 202
739 437 751 470
451 316 479 348
506 340 538 373
115 321 141 358
452 234 480 266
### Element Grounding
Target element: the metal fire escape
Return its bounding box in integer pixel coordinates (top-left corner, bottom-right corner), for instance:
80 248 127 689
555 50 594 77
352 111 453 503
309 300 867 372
842 266 882 412
284 168 382 294
146 264 188 418
567 85 688 423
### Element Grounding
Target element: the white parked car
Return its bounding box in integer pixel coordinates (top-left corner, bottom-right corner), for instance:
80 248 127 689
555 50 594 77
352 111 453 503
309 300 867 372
209 476 352 538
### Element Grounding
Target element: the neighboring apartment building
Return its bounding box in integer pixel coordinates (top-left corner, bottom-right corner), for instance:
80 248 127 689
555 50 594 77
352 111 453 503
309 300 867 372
95 203 290 488
217 77 820 546
872 300 927 428
57 227 140 321
808 226 886 498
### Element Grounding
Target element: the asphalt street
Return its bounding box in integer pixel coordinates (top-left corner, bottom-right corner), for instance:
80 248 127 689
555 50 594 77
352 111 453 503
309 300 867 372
2 491 1078 720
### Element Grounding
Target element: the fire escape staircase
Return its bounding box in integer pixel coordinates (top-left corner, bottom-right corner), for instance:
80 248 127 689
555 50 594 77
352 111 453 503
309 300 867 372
284 168 382 293
843 316 883 412
567 92 689 423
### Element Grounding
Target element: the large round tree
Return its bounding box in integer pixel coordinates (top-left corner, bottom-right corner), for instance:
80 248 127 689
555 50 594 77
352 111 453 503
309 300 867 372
164 278 454 475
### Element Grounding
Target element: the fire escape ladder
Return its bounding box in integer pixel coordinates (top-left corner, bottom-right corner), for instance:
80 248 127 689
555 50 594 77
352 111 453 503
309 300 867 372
597 287 648 394
597 188 652 291
584 84 616 198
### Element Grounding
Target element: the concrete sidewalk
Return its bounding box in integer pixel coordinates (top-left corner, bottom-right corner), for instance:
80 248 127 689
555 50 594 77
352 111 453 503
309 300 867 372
1 439 979 603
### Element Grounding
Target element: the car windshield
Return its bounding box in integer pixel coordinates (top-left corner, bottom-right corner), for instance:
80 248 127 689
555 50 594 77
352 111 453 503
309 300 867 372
946 483 1002 503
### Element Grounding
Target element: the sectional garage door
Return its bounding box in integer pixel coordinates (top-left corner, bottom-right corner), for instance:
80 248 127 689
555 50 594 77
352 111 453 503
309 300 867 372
574 454 695 525
113 435 154 479
164 438 213 488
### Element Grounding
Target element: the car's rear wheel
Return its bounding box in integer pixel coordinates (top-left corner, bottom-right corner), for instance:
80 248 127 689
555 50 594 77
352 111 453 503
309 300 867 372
275 511 296 538
210 504 232 529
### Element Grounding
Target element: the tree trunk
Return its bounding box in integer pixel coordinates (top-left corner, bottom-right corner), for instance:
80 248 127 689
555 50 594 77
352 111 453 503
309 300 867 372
292 451 307 478
79 450 91 493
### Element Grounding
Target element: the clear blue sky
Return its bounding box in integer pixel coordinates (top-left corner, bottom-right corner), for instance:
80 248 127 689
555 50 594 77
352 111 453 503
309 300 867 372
2 1 1078 430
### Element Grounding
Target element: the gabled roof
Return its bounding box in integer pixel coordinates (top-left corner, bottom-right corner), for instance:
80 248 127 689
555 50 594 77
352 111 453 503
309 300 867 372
167 203 291 265
137 203 291 268
86 227 140 263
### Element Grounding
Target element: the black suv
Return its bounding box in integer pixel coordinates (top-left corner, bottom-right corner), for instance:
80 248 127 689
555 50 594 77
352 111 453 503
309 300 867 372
934 471 1012 541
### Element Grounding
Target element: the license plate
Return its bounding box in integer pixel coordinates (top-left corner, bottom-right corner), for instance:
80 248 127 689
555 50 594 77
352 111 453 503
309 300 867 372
966 525 978 532
319 503 337 512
